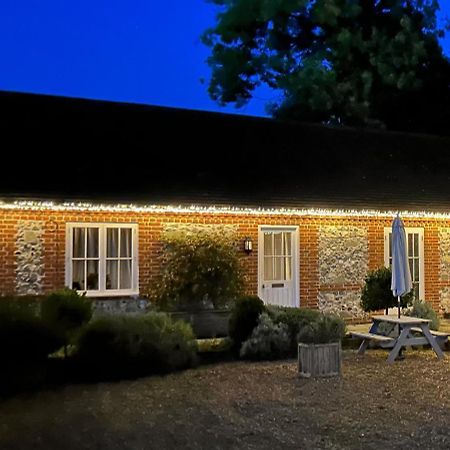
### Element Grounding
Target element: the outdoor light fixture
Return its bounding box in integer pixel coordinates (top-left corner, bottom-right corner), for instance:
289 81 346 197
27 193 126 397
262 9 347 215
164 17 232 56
244 236 253 254
2 200 450 220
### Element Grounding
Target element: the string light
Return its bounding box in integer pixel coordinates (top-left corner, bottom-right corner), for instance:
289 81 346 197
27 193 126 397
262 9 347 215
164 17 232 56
1 199 450 219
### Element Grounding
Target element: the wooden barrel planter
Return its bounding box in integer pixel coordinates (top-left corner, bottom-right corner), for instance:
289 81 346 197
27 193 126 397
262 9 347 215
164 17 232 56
298 342 342 378
169 309 231 338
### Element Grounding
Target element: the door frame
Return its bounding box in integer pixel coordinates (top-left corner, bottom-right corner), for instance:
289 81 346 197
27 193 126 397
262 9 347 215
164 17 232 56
257 225 300 307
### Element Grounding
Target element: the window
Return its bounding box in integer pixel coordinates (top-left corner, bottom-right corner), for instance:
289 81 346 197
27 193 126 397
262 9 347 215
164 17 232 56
263 231 293 281
384 227 424 300
66 223 138 296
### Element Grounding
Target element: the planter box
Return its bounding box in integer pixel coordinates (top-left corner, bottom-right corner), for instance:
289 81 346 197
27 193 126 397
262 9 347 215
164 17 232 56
170 309 231 338
298 342 342 378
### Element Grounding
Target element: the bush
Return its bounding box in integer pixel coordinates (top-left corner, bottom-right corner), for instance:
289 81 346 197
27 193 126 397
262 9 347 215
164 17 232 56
197 337 232 353
267 306 322 355
76 312 197 377
297 313 346 345
240 313 290 360
228 295 266 352
360 267 412 313
149 230 244 311
405 299 440 330
0 296 62 362
41 288 93 354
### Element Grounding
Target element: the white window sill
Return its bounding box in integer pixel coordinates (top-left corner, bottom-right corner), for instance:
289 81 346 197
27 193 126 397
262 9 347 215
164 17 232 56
77 289 140 298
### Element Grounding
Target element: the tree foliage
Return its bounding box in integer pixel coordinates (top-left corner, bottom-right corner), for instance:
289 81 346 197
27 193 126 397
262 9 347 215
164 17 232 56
203 0 450 134
360 266 413 313
149 230 244 311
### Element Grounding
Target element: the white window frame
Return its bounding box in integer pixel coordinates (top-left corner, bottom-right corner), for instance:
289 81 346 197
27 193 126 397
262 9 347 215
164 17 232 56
65 223 139 297
384 227 424 300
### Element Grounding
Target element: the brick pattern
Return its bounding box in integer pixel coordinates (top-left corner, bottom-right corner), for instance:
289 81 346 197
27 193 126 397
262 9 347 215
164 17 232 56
0 208 446 313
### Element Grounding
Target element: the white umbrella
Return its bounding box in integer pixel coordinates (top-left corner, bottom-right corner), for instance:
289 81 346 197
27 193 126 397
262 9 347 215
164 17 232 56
391 215 413 318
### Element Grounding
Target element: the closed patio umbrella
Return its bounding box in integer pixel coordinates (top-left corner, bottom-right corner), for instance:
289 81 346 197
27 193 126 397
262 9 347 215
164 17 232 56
391 215 413 318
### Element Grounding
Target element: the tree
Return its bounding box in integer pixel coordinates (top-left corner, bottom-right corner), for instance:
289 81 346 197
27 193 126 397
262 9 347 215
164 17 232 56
149 230 244 311
203 0 450 134
360 267 413 314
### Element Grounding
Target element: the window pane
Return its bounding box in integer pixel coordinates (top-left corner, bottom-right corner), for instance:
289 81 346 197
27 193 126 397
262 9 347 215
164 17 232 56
106 260 119 290
408 234 413 256
73 228 85 258
413 234 419 257
274 257 284 280
86 260 99 290
274 233 282 256
389 233 392 259
264 257 273 280
414 258 419 282
264 233 273 256
72 260 85 290
120 228 132 257
285 256 292 281
283 233 292 256
107 228 119 258
87 228 99 258
120 260 132 289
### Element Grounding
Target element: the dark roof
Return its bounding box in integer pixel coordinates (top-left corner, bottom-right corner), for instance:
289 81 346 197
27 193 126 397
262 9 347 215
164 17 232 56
1 90 450 212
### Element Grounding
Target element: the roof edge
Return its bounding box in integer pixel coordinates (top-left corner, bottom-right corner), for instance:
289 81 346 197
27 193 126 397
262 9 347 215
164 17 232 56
2 198 450 219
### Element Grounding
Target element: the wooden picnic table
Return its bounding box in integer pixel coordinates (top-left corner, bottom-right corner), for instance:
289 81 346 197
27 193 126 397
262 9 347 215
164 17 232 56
352 315 446 364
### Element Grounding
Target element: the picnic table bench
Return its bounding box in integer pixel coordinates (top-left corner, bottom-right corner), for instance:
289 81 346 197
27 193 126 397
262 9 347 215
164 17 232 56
351 315 447 364
409 327 450 348
350 331 395 346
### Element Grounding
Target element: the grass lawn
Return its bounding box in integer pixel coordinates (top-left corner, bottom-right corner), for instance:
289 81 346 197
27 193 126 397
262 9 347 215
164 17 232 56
1 349 450 449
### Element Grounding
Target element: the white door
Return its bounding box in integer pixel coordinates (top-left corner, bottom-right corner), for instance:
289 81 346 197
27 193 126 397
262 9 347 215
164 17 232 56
258 226 299 307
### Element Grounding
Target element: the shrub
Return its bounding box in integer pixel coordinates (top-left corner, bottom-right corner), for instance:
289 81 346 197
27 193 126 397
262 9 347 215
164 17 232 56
240 313 290 360
41 288 93 354
405 299 440 330
268 306 322 355
76 312 197 377
297 313 346 345
360 267 413 313
197 337 232 353
0 296 61 362
228 295 266 352
149 230 244 311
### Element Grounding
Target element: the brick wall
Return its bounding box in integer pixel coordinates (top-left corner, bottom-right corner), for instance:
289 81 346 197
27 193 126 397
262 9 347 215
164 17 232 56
0 207 447 314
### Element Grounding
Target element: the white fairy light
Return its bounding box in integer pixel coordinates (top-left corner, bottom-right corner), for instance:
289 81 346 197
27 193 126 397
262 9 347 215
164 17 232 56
0 199 449 219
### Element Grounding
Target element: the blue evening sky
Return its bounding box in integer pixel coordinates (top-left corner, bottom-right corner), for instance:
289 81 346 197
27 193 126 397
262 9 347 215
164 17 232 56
0 0 449 117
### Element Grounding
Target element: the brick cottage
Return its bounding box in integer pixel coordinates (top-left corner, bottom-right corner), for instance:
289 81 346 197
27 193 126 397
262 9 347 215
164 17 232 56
1 91 450 319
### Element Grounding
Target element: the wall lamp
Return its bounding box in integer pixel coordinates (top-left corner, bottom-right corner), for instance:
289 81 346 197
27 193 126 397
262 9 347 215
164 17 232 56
244 236 253 254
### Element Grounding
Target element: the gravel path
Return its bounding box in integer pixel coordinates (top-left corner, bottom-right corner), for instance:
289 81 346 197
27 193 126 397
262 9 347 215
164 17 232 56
1 349 450 449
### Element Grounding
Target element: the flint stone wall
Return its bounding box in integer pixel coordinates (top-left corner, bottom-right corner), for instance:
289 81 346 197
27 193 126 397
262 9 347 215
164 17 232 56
318 226 368 319
15 221 44 295
439 229 450 313
93 298 149 315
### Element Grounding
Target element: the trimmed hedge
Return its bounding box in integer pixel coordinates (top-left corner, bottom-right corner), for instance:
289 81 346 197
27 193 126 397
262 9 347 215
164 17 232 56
76 312 198 377
228 296 266 352
41 288 93 354
0 296 62 362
